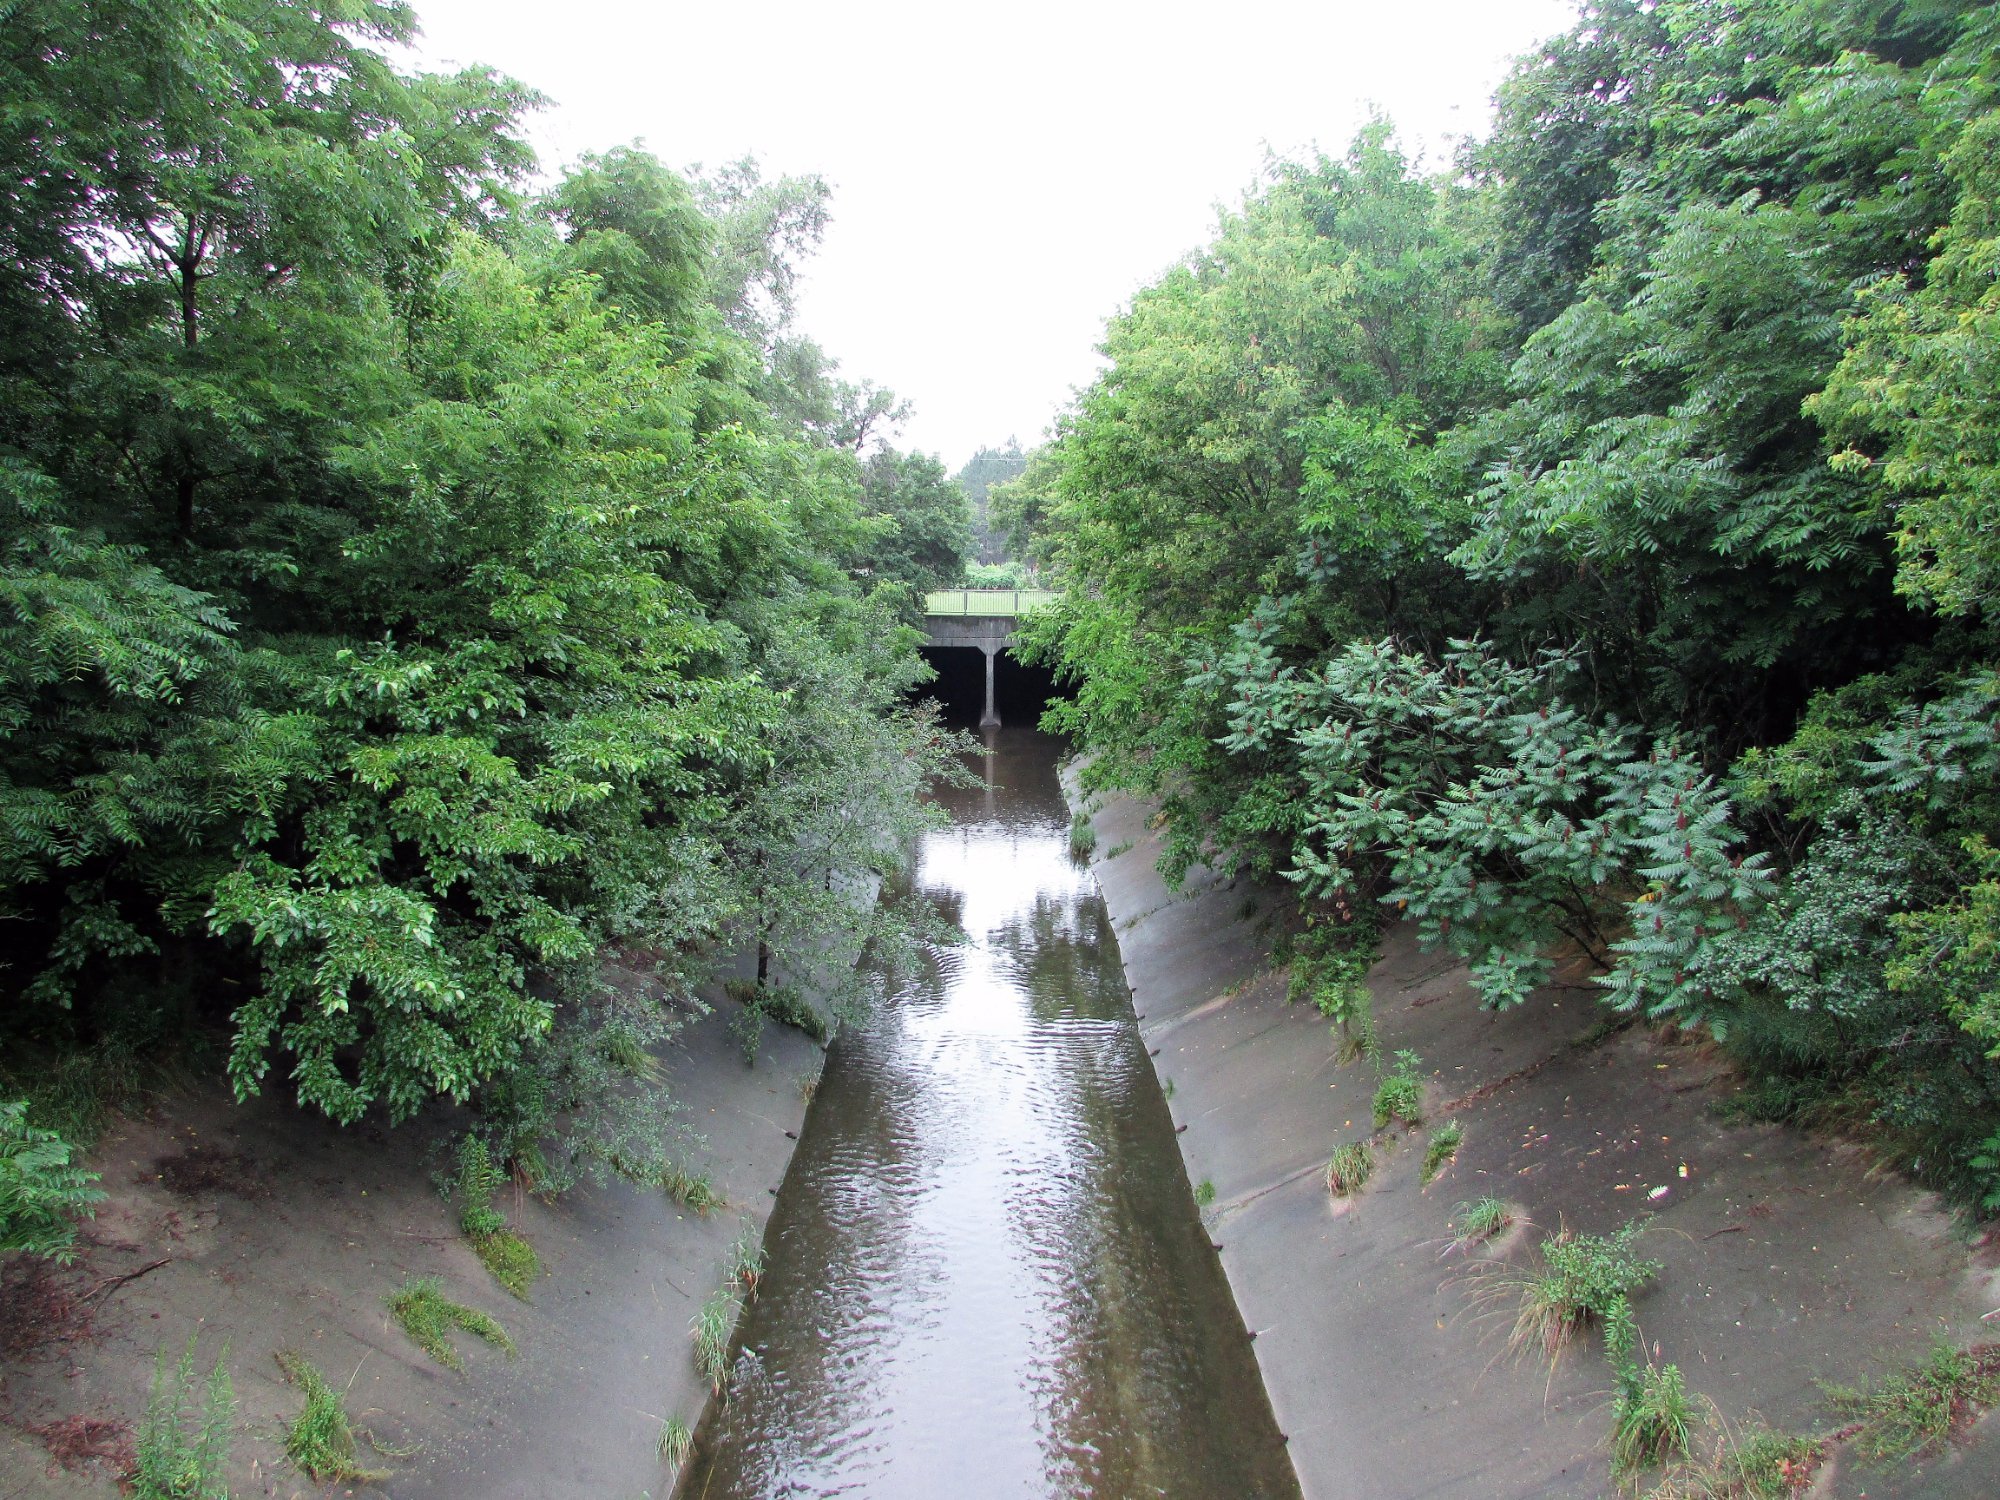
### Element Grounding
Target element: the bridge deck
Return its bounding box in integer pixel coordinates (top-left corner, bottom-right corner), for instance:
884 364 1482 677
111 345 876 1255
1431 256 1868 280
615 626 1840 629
923 588 1056 617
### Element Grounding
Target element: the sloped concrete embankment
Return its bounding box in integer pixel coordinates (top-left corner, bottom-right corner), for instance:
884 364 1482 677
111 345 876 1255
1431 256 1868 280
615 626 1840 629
0 968 816 1500
1074 778 2000 1500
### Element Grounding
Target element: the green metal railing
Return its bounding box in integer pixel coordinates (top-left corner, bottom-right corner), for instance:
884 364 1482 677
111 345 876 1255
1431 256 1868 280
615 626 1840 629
923 588 1057 618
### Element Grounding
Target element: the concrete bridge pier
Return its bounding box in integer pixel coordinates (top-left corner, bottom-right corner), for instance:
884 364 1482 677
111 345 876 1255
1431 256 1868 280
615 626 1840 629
980 644 1001 729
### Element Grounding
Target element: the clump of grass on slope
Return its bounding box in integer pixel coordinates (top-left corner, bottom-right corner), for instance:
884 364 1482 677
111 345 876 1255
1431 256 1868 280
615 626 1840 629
276 1351 386 1482
386 1278 514 1371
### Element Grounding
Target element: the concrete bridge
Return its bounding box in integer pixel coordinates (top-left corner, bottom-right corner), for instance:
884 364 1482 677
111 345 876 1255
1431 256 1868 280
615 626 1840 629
922 589 1056 727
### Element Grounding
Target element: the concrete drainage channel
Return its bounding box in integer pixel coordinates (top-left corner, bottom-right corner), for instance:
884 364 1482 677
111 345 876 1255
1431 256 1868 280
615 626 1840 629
1073 767 2000 1500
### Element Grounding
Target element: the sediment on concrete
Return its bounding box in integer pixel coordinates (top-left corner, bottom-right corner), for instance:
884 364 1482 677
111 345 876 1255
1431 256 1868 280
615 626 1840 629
1072 775 2000 1500
0 966 818 1500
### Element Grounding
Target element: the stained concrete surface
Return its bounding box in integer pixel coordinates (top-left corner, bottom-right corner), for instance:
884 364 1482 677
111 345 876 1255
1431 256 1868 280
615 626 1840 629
1075 776 2000 1500
0 972 816 1500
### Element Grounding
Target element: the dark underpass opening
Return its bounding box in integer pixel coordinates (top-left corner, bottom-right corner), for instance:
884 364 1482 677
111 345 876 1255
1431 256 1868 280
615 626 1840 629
918 646 1062 732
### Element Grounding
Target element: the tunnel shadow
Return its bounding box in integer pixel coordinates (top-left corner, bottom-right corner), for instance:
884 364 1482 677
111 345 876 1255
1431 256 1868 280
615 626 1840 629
917 646 1064 732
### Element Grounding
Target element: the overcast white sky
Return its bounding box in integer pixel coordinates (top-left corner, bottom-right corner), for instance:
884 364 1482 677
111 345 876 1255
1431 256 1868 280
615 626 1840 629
408 0 1577 470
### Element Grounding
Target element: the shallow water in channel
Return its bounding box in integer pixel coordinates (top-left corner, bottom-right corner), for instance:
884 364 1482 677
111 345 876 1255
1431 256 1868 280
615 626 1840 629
676 727 1299 1499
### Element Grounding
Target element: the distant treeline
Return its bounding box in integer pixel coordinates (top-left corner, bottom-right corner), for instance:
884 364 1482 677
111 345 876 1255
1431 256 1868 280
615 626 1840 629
1006 0 2000 1212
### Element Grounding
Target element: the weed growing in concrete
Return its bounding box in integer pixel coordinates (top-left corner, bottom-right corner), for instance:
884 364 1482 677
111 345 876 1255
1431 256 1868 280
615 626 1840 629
1450 1196 1514 1249
276 1351 385 1482
451 1135 539 1297
1161 1076 1175 1100
1502 1221 1660 1366
1824 1339 2000 1463
1638 1425 1822 1499
453 1134 508 1237
797 1063 823 1102
133 1338 232 1500
1072 816 1104 864
1612 1359 1697 1476
471 1229 540 1299
1372 1049 1424 1130
725 1225 766 1296
691 1288 739 1395
1193 1178 1217 1209
1421 1121 1464 1184
658 1413 693 1472
386 1279 514 1371
727 1001 766 1064
660 1162 721 1214
1105 839 1134 859
1325 1141 1373 1197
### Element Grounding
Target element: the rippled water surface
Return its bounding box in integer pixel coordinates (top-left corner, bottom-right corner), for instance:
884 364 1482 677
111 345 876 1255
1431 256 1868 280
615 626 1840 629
678 727 1299 1499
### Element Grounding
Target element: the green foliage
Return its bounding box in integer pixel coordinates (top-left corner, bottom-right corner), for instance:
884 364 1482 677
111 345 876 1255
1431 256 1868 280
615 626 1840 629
471 1230 539 1300
691 1287 739 1395
658 1413 694 1471
134 1339 234 1500
0 0 963 1168
1421 1121 1464 1184
725 1223 766 1296
660 1162 721 1214
1505 1221 1661 1366
1640 1426 1823 1500
1450 1196 1513 1248
1825 1339 2000 1463
1325 1141 1373 1196
854 448 975 599
1613 1360 1698 1477
1017 0 2000 1215
386 1279 514 1371
453 1135 509 1238
1068 810 1097 862
1372 1050 1425 1130
276 1351 384 1483
0 1099 102 1260
1193 1178 1217 1209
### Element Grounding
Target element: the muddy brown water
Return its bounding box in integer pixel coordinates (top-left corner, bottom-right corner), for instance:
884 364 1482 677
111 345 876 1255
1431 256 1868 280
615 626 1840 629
676 727 1299 1499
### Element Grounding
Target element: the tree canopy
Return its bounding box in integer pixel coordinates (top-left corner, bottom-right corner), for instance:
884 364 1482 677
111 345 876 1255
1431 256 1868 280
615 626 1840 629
0 0 968 1253
1022 0 2000 1213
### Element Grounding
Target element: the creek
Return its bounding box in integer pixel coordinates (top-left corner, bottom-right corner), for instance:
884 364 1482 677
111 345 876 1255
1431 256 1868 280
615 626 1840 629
677 726 1299 1498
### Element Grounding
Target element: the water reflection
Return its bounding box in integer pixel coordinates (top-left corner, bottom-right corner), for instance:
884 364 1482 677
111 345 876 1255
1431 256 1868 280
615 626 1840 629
678 729 1299 1499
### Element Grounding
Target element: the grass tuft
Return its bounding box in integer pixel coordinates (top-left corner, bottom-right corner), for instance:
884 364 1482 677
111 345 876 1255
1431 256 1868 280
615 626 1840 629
275 1351 386 1482
691 1288 739 1395
470 1229 539 1299
1069 810 1097 861
1193 1178 1217 1209
660 1161 722 1214
1450 1196 1514 1250
1613 1359 1698 1476
1325 1140 1374 1197
725 1224 766 1297
385 1278 514 1371
658 1413 693 1472
1421 1120 1464 1184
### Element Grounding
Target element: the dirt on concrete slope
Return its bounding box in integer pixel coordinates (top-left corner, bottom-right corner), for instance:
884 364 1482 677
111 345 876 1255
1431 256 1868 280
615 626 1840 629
1079 778 2000 1500
0 977 816 1500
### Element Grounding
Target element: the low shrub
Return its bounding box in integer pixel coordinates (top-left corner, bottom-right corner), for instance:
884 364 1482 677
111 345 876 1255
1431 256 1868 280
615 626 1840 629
133 1339 233 1500
1372 1049 1424 1130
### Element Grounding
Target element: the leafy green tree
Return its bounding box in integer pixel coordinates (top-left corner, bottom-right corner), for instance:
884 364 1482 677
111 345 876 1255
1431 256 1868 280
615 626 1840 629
852 448 974 597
